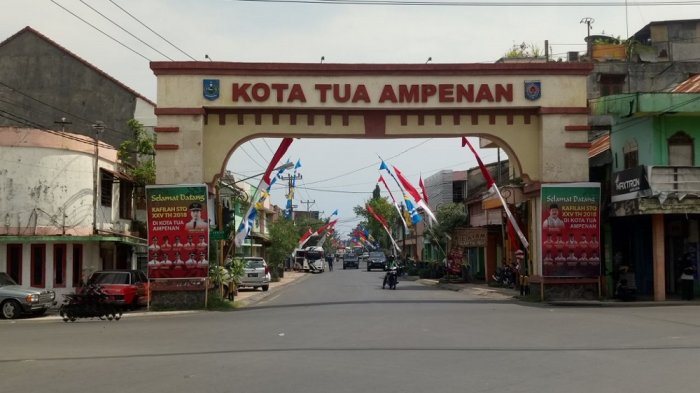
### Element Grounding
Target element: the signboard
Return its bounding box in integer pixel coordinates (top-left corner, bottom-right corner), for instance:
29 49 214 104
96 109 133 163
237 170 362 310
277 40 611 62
453 228 488 248
611 166 651 202
146 185 209 279
209 230 226 241
541 183 601 277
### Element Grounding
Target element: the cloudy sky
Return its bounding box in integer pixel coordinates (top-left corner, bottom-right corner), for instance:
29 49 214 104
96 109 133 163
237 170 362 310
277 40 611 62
2 0 697 237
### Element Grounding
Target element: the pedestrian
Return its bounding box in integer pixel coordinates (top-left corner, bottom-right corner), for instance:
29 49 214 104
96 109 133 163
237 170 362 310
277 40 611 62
680 264 695 300
326 254 334 271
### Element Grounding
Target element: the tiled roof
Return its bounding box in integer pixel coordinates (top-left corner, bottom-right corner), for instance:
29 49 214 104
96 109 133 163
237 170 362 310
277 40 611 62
589 134 610 158
673 74 700 93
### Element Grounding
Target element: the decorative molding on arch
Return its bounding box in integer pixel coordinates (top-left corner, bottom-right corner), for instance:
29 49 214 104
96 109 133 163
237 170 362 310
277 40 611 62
565 142 591 149
154 107 205 115
540 107 589 115
154 144 179 150
154 127 180 133
564 125 591 132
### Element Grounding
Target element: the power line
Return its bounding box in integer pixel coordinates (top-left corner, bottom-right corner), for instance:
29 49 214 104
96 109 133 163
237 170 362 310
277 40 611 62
107 0 197 61
49 0 151 62
78 0 174 60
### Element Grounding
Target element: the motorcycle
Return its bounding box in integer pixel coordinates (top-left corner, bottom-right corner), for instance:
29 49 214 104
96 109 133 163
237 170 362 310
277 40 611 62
383 267 398 290
492 265 516 288
59 283 122 322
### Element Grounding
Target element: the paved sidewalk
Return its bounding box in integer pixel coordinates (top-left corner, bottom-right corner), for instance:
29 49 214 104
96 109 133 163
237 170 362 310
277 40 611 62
233 270 310 307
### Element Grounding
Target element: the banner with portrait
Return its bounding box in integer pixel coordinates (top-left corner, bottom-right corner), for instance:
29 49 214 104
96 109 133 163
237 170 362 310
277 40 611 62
146 184 209 279
541 183 601 277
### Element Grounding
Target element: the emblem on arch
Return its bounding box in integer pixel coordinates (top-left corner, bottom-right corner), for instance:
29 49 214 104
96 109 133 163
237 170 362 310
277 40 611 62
203 79 220 101
524 80 541 101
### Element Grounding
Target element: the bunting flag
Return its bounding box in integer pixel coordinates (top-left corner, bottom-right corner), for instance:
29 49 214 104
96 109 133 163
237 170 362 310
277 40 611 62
366 205 388 228
379 159 419 228
235 138 294 246
462 136 529 251
393 165 438 225
419 175 429 204
378 175 408 231
404 196 422 225
298 228 313 248
315 219 338 236
330 209 339 217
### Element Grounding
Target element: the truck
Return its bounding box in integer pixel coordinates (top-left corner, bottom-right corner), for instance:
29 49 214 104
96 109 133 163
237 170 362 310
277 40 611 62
303 246 325 273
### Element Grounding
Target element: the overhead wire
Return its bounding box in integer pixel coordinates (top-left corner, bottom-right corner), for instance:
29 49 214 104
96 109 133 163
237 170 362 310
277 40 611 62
107 0 197 61
230 0 700 6
78 0 175 60
49 0 151 62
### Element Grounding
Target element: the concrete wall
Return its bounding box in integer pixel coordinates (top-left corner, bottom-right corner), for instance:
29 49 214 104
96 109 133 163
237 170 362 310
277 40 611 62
0 29 139 147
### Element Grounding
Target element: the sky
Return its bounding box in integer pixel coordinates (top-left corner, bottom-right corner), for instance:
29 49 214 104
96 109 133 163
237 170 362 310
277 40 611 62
2 0 699 237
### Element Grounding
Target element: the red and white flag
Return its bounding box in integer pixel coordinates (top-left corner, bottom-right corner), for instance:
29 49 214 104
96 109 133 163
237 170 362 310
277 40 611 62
462 136 529 251
419 175 429 204
393 166 437 224
378 175 408 231
298 228 313 248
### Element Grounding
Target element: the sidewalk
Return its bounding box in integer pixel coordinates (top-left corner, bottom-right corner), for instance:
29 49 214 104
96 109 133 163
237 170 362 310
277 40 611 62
419 277 700 307
233 270 310 307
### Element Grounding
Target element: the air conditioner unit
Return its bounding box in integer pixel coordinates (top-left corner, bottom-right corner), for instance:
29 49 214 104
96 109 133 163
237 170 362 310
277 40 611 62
567 51 580 62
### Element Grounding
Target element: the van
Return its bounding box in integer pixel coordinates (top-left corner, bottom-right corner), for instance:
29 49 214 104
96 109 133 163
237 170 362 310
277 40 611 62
303 246 325 273
293 248 306 271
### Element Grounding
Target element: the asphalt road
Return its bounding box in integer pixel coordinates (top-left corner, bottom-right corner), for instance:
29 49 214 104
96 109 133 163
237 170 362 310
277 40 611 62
2 264 700 393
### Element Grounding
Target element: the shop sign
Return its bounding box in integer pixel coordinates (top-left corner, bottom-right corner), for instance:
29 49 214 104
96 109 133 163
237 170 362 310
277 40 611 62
453 228 487 247
611 166 651 202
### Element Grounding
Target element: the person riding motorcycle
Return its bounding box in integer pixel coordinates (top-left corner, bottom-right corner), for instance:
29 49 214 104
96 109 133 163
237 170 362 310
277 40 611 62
382 259 399 289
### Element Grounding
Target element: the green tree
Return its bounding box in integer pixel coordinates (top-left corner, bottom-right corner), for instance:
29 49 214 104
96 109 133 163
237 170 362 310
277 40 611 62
117 119 156 185
504 42 542 59
267 217 299 280
353 197 397 251
425 203 468 256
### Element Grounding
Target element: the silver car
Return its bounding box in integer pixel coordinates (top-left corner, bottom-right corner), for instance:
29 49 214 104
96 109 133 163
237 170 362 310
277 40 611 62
0 272 56 319
238 257 271 291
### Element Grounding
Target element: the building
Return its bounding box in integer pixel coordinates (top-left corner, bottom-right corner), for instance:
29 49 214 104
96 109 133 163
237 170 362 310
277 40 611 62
0 27 155 298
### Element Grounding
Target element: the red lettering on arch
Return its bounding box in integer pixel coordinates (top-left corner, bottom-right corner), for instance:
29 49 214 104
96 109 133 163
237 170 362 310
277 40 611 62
352 84 371 103
271 84 289 102
398 85 419 103
288 84 307 103
475 84 494 102
251 83 270 101
378 85 398 103
456 84 474 102
421 84 437 102
495 84 513 102
232 83 251 102
438 84 454 103
315 84 331 103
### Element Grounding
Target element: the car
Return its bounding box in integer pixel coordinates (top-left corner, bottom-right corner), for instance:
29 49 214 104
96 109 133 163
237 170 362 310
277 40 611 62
239 257 271 291
361 252 370 261
83 270 149 309
343 253 360 269
367 252 388 271
0 272 56 319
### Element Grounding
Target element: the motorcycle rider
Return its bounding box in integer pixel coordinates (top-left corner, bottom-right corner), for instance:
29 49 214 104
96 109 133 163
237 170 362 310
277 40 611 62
382 257 399 289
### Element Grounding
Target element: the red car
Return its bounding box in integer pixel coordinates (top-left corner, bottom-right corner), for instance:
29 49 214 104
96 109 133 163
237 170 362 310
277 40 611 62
83 270 149 309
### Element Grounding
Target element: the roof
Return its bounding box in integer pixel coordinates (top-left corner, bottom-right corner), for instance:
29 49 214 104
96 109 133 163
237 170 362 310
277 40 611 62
589 134 610 158
0 27 155 106
673 74 700 93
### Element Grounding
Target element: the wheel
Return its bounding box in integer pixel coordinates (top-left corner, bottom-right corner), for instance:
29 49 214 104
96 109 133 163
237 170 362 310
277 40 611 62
262 285 269 292
1 300 22 319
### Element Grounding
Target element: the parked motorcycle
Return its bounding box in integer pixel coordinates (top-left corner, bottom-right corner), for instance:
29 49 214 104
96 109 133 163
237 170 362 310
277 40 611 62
492 265 516 288
383 267 398 290
59 283 122 322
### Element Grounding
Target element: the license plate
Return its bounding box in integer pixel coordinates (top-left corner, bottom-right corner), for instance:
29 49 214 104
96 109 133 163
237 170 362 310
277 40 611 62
248 273 258 277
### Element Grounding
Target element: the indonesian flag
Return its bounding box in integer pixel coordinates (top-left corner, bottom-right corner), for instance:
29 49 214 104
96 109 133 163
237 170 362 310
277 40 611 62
462 136 529 251
393 166 437 224
315 219 338 236
235 138 294 247
419 175 429 204
366 205 388 228
378 175 408 231
298 228 313 248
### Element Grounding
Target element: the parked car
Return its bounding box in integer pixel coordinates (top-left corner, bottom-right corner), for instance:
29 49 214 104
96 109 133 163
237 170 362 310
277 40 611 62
367 251 388 271
239 257 270 291
83 270 148 309
0 272 56 319
343 253 360 269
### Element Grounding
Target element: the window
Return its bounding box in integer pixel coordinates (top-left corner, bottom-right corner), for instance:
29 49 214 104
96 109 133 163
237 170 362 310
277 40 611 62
72 244 83 287
668 131 694 166
598 74 625 96
31 244 46 288
53 244 66 287
101 170 114 207
119 181 134 219
7 244 22 284
623 139 639 169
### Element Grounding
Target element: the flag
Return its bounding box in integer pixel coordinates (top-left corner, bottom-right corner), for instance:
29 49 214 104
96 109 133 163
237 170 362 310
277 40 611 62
294 159 302 170
315 219 338 236
235 138 293 246
262 138 293 186
367 204 388 228
378 174 408 231
298 228 313 247
393 166 437 224
462 136 529 250
330 209 338 217
404 196 422 225
419 175 429 204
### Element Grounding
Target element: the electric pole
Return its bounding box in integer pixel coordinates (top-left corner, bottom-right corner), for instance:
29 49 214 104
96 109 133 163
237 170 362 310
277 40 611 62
92 121 104 235
279 173 302 219
300 199 316 212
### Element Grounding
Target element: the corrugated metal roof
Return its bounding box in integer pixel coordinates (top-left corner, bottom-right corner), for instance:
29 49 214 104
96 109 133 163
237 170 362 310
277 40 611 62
673 74 700 93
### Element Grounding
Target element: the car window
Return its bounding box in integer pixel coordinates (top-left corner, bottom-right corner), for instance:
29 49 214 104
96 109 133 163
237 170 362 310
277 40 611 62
90 272 130 285
0 272 17 286
369 252 385 258
245 259 265 269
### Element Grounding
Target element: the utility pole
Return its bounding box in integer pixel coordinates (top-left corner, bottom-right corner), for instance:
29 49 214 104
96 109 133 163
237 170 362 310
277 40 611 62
279 173 302 219
300 199 316 212
92 121 104 235
580 17 594 60
54 117 72 132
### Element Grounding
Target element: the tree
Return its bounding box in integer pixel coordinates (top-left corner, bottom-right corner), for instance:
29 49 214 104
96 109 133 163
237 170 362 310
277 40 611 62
117 119 156 185
267 217 299 280
504 42 542 59
425 203 467 255
353 197 397 251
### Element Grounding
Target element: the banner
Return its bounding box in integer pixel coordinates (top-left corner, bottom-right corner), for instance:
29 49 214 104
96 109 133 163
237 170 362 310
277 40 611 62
541 183 601 277
146 184 209 279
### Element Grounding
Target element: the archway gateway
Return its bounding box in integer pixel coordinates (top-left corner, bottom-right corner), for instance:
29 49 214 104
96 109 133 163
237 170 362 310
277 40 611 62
150 62 593 275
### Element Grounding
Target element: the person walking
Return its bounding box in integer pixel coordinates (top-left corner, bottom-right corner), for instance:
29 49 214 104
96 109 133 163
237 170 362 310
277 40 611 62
326 254 334 271
680 264 696 300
